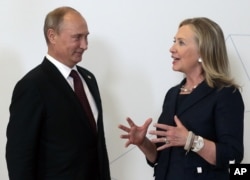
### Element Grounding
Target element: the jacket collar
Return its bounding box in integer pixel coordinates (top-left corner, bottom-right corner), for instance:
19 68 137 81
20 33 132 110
174 79 215 116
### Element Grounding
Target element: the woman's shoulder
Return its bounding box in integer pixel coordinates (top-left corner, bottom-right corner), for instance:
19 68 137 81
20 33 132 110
215 86 244 105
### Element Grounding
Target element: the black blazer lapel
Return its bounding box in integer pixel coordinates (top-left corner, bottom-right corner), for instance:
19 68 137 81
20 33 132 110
41 58 76 98
166 86 180 126
42 58 102 134
40 58 90 120
176 81 215 116
77 66 102 114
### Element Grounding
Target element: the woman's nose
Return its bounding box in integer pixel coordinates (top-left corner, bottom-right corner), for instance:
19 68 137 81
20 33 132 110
169 45 176 53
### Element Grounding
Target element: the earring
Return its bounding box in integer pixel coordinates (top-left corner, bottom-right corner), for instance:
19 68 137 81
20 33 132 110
198 58 202 63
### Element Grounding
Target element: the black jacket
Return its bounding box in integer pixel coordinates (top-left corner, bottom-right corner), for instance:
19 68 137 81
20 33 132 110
6 58 111 180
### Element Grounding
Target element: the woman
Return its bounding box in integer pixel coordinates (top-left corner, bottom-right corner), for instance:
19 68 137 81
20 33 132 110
118 17 244 180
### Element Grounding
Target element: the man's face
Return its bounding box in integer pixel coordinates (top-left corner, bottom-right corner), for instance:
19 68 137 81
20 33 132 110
49 12 89 68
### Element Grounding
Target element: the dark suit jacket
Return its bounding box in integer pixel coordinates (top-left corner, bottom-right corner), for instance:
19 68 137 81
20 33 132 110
6 58 111 180
150 79 244 180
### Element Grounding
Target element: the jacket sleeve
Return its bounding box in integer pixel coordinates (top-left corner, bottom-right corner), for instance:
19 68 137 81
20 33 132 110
6 79 44 180
215 87 244 167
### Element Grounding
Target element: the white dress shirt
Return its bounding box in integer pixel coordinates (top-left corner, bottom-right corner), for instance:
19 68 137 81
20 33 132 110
46 54 98 123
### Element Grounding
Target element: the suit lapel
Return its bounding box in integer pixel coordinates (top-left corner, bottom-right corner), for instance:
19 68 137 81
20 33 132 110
41 58 73 93
41 58 86 115
41 58 99 137
76 66 103 135
166 86 180 126
176 81 215 116
77 67 102 112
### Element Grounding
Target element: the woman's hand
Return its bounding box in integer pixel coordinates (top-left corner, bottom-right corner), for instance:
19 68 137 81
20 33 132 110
118 117 152 147
149 115 189 151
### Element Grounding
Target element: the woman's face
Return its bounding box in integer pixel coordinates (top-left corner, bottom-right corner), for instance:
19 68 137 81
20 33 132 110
169 25 201 75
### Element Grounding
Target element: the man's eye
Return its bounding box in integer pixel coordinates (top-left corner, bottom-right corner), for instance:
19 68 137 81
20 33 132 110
74 36 81 40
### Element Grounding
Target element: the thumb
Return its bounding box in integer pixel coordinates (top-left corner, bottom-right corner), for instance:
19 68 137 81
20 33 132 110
174 115 183 127
144 118 153 129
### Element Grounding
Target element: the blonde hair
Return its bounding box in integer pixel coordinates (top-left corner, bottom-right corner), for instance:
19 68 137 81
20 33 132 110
179 17 239 89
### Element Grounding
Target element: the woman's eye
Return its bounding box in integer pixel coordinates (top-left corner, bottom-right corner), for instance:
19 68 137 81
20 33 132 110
179 41 185 45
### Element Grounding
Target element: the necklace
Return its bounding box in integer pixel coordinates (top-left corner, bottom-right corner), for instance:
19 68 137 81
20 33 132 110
180 85 197 93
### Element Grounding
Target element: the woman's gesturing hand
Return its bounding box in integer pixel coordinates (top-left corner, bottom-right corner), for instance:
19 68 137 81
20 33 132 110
118 117 152 147
149 115 189 151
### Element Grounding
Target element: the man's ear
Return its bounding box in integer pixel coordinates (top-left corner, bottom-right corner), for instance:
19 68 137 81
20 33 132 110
47 28 57 44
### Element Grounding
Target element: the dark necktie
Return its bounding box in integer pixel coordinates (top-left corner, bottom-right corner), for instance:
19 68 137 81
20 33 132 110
70 70 97 133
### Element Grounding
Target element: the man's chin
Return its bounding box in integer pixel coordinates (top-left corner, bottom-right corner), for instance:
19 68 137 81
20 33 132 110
74 56 83 63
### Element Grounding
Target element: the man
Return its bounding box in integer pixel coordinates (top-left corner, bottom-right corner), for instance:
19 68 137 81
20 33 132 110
6 6 111 180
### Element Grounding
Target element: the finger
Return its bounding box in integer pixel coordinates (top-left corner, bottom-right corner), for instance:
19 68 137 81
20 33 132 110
174 115 183 128
149 129 166 137
144 118 153 128
157 144 170 151
118 124 130 133
150 137 167 144
125 141 131 147
120 134 130 139
153 123 172 131
150 138 171 151
126 117 135 127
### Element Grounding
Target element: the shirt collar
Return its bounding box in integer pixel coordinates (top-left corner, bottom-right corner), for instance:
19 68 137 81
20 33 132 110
46 54 77 79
